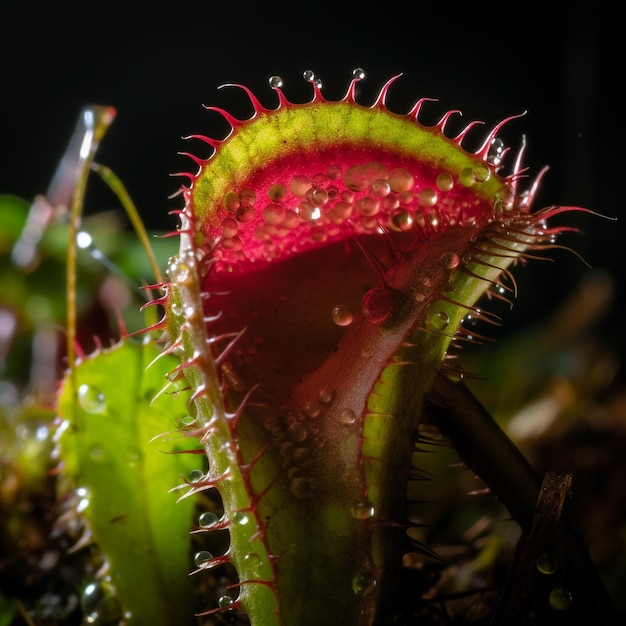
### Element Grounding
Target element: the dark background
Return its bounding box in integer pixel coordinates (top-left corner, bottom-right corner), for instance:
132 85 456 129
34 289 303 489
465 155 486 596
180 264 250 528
0 0 622 335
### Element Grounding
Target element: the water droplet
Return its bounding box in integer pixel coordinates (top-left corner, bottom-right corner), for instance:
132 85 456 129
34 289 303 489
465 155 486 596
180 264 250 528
221 217 239 238
345 161 387 194
189 469 204 483
166 256 191 282
391 210 413 231
303 401 322 418
418 188 438 207
78 384 106 414
293 446 313 467
218 595 234 608
76 488 90 513
223 191 240 211
459 167 475 187
199 512 219 528
239 187 256 207
33 424 50 442
263 203 285 225
494 188 515 212
80 581 122 623
235 206 255 223
232 511 250 525
289 174 311 197
426 310 450 331
436 172 454 191
472 162 491 182
287 421 307 443
549 586 573 610
298 202 321 221
290 476 311 498
362 287 394 326
180 415 196 427
486 137 505 166
308 186 329 205
388 168 414 193
268 183 287 202
327 164 342 180
352 67 366 80
331 304 353 327
303 69 316 82
268 75 283 88
194 550 213 567
352 571 377 597
370 179 391 197
351 497 375 520
356 196 380 216
318 388 335 405
339 408 357 426
536 552 559 575
440 251 460 270
170 300 183 317
243 552 264 578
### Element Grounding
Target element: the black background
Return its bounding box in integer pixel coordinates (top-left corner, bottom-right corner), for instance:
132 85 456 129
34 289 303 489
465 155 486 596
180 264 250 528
0 0 622 336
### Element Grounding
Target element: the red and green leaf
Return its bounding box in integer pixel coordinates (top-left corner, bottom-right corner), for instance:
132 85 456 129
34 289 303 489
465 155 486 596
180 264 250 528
159 71 579 624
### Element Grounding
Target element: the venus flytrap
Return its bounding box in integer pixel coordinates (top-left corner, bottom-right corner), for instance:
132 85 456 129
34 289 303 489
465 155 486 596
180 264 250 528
156 70 598 624
1 69 615 626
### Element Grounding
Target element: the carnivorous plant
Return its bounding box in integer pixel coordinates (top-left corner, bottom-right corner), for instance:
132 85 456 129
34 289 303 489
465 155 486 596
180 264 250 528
0 69 619 626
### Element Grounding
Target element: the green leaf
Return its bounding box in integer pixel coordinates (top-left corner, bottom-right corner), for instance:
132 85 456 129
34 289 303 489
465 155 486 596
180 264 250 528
57 339 198 626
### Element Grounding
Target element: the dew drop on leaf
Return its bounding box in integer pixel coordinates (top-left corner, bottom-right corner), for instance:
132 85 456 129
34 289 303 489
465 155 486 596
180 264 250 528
339 408 357 426
351 497 375 520
318 388 335 405
218 595 234 608
194 550 213 567
352 571 377 597
536 552 559 575
166 256 191 283
418 188 437 207
331 304 353 327
198 512 219 528
232 511 250 525
549 586 573 610
80 581 122 623
268 75 283 88
287 421 307 442
244 552 264 578
459 167 475 187
426 310 450 331
436 172 454 192
472 162 491 182
78 384 106 414
486 137 505 166
441 251 460 270
189 469 204 483
179 415 197 427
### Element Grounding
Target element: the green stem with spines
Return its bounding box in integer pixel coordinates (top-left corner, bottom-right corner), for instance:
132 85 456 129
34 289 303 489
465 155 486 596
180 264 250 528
165 219 279 623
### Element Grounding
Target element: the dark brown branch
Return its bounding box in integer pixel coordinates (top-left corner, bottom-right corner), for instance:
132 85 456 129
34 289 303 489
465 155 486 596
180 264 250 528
426 374 618 625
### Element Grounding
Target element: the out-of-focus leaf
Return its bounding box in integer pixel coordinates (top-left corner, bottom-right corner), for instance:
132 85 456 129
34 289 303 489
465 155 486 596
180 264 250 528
57 339 198 626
